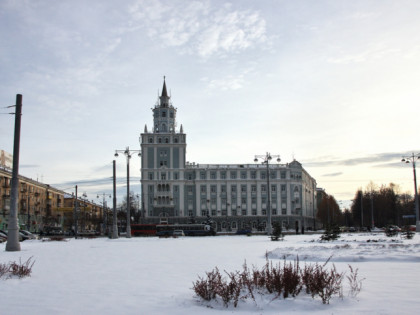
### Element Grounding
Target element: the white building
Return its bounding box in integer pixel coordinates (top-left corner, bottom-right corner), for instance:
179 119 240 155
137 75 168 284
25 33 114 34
140 79 317 233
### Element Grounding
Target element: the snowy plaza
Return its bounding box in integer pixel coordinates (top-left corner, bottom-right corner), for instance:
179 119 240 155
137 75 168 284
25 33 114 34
1 232 420 314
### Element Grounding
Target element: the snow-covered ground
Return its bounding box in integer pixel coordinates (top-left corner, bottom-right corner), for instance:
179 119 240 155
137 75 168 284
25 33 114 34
1 232 420 315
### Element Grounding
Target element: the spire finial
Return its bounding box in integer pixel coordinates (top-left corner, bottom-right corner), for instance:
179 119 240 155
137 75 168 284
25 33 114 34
161 76 168 98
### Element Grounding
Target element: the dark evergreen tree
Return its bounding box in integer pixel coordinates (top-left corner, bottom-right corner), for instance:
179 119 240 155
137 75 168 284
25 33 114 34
320 223 341 241
271 221 284 241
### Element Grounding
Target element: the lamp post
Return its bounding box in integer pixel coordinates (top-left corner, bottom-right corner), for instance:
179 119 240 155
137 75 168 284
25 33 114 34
254 152 281 235
401 153 420 231
97 193 111 235
73 185 78 239
115 146 141 238
80 192 87 233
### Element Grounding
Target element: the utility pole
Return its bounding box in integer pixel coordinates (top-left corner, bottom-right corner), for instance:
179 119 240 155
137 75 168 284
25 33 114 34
73 185 78 238
112 160 118 239
6 94 22 252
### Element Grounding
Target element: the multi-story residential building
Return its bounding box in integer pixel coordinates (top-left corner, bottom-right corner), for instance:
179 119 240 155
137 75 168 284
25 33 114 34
140 79 318 233
1 167 65 232
1 166 102 233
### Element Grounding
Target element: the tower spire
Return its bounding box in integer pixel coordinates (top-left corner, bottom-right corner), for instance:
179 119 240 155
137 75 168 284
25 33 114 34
161 76 168 98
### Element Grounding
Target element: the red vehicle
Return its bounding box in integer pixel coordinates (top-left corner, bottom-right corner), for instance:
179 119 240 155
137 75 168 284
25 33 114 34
131 224 158 236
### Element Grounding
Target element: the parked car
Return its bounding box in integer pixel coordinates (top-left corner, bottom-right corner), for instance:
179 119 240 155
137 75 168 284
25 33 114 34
40 226 63 236
0 230 7 239
0 230 23 241
20 230 37 240
388 225 401 232
173 230 185 237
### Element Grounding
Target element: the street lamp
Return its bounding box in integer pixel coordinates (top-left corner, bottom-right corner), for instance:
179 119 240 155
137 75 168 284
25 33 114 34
115 146 141 238
401 153 420 231
97 193 111 235
80 192 87 233
254 152 281 235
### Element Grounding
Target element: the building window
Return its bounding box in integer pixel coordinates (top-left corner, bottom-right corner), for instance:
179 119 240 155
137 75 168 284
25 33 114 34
200 185 206 193
200 172 206 180
221 185 226 193
241 185 247 193
174 138 178 143
231 185 237 193
165 138 169 143
251 171 256 179
148 173 153 180
252 209 257 215
251 185 257 193
271 185 276 192
281 172 286 179
174 172 179 180
210 172 216 179
149 138 153 143
232 221 237 229
161 173 166 180
211 185 217 194
187 186 193 193
261 185 266 192
221 172 226 179
230 171 237 179
240 172 247 179
270 171 276 179
162 111 166 117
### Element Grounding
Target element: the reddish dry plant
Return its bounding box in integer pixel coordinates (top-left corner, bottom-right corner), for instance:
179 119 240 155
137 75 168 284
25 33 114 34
0 257 35 279
301 262 343 304
193 257 360 307
0 262 9 278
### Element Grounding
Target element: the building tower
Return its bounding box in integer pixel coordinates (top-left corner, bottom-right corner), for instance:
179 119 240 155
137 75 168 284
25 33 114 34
140 78 186 220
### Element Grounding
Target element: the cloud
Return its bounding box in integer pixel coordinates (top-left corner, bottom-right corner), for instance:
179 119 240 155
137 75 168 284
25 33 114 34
20 164 41 168
322 172 343 177
304 151 414 168
52 176 141 190
128 0 267 58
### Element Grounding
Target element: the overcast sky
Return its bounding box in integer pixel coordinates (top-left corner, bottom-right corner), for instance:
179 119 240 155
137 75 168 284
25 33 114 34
1 0 419 207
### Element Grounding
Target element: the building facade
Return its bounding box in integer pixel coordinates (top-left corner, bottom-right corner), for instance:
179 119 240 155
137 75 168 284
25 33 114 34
140 79 317 233
1 166 102 233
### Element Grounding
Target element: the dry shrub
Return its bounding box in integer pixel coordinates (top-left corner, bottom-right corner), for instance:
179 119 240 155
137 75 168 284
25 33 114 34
301 259 343 304
0 257 35 279
193 256 359 307
0 262 9 278
347 265 364 298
